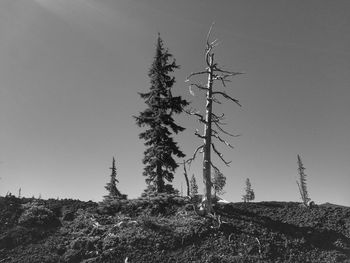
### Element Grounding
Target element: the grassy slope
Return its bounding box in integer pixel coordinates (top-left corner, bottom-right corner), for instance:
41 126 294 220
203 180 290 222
0 195 349 263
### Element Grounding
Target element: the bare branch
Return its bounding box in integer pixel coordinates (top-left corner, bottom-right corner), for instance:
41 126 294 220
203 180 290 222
186 145 204 166
212 132 234 149
214 74 233 87
213 67 245 76
211 119 227 125
206 22 215 46
189 86 195 96
214 122 241 137
195 129 205 139
211 112 225 121
212 96 222 104
211 143 232 166
211 113 227 125
212 91 241 107
209 39 219 48
186 71 209 81
185 109 207 124
210 161 220 173
189 83 209 92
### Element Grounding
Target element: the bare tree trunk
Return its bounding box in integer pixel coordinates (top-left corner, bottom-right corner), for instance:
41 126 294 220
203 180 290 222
203 55 214 213
183 161 190 197
185 25 242 214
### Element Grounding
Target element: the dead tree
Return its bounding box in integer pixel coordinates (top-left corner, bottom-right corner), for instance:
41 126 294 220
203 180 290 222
185 25 243 213
182 160 190 197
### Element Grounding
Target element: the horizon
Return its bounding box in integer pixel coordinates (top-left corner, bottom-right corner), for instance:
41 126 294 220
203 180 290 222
1 0 349 206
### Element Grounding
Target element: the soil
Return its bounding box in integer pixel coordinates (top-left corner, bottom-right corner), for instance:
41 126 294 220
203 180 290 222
0 195 349 263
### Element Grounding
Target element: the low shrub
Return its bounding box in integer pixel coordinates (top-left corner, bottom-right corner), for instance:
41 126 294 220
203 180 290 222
18 203 60 227
97 199 122 215
0 196 23 231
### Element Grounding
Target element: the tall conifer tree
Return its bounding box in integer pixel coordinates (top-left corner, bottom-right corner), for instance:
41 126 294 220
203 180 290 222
135 35 189 193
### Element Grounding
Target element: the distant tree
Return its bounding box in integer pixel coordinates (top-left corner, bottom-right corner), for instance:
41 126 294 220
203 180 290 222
185 25 243 213
296 154 311 206
190 174 199 197
212 169 226 197
242 178 255 203
104 157 124 201
135 34 189 194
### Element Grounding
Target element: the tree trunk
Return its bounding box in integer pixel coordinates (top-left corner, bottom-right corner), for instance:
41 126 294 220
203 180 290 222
183 161 190 197
156 162 164 193
202 54 214 213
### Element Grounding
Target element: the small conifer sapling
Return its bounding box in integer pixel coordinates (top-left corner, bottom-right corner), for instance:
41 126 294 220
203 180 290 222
212 169 226 198
296 154 311 207
190 174 199 197
104 157 123 201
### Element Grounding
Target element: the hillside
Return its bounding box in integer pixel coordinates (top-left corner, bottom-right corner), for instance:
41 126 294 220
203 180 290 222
0 195 349 263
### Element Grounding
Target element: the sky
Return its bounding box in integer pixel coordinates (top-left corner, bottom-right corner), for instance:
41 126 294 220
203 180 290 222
1 0 349 206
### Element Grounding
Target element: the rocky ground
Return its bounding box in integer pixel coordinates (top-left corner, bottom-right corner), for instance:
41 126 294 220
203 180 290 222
0 195 349 263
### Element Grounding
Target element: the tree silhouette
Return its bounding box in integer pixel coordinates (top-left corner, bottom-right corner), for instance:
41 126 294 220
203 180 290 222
135 34 189 193
104 157 123 201
212 169 226 197
186 25 243 213
190 174 199 197
296 154 311 206
242 178 255 202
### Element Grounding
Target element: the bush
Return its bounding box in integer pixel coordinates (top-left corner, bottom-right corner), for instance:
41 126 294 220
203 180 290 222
18 203 60 227
0 196 23 231
97 199 122 215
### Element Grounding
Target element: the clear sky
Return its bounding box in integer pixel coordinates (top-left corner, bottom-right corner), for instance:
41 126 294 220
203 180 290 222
1 0 349 206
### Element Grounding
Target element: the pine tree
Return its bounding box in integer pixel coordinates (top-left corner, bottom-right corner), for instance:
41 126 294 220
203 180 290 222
242 178 255 202
296 154 311 206
212 169 226 197
104 157 122 201
135 35 189 194
190 174 198 197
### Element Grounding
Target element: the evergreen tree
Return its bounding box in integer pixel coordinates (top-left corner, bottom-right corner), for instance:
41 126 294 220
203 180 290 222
104 157 122 201
190 174 198 197
296 154 311 206
242 178 255 202
135 35 189 193
212 169 226 197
